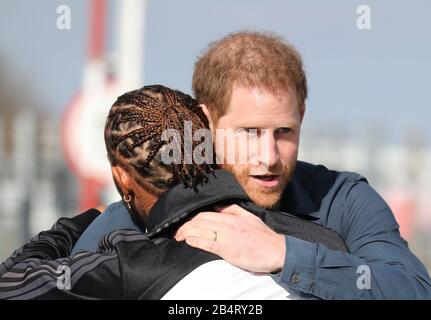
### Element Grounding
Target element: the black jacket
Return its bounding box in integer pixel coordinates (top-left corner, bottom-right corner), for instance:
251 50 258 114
0 169 348 300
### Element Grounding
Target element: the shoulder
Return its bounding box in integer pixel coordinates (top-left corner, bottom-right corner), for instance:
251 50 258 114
302 162 398 238
71 202 133 254
294 161 367 208
59 207 101 233
295 160 366 187
84 201 132 234
294 161 396 226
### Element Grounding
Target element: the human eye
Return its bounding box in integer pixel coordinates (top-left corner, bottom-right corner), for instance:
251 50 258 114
235 128 259 142
244 128 259 134
275 127 292 136
236 128 259 135
243 128 260 139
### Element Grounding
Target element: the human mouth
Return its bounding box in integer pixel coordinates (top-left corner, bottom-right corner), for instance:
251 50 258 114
250 175 280 188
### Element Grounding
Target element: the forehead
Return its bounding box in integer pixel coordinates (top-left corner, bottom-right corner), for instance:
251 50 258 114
220 86 300 128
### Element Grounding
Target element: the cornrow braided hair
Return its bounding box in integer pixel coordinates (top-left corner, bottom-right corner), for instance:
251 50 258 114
105 84 214 196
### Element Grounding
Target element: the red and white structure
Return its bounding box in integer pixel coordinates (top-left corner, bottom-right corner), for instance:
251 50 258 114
62 0 145 210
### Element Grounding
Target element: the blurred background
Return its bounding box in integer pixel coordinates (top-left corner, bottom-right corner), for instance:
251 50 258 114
0 0 430 272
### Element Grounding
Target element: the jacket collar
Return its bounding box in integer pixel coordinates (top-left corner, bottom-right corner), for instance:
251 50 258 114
146 165 322 238
146 169 250 238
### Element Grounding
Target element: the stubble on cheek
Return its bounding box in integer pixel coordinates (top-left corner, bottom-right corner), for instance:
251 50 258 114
223 163 295 209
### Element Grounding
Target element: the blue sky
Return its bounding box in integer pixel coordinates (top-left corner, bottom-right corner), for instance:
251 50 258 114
0 0 430 143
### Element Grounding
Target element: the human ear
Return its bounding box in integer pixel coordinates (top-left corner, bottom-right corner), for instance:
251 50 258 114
200 104 215 134
299 104 306 124
111 166 132 195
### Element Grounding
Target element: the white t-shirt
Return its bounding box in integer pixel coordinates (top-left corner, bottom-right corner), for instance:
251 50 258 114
161 260 299 300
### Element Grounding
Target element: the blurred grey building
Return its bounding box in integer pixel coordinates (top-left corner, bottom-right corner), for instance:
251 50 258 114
0 65 78 260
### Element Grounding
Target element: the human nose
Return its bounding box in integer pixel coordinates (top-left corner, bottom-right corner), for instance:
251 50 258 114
256 129 279 169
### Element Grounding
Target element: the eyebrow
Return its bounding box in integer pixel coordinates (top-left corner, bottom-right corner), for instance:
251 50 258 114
235 123 297 130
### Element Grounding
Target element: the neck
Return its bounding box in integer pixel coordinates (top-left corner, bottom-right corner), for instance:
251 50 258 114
133 190 159 222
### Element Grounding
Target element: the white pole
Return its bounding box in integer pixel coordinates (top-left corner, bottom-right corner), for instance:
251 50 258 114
102 0 146 203
117 0 145 92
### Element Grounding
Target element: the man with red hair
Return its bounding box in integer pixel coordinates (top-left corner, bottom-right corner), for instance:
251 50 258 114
173 31 431 299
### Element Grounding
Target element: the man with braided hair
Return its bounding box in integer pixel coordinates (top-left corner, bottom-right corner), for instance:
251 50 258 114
106 84 213 193
0 84 348 299
70 84 215 254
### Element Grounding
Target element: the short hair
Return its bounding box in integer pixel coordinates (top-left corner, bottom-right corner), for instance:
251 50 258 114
192 31 308 120
104 85 213 197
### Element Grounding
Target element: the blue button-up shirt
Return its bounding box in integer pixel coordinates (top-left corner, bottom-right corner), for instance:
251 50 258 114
272 161 431 299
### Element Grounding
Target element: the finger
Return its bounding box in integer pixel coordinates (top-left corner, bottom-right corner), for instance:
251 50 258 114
190 211 237 225
175 221 203 241
216 204 252 217
214 204 229 212
176 219 228 240
175 225 218 242
185 236 222 255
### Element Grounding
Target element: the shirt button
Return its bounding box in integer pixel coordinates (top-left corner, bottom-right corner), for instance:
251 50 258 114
291 274 300 284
